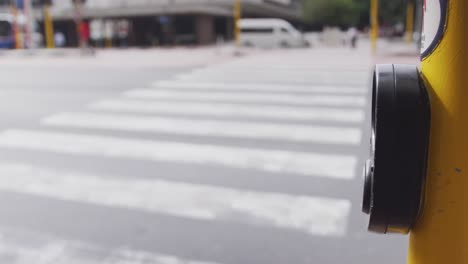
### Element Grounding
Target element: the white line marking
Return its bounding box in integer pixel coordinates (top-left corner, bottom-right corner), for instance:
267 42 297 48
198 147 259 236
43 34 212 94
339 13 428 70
90 99 366 123
176 72 367 85
202 65 370 72
0 130 357 179
152 81 367 94
42 112 362 145
0 163 351 236
0 228 222 264
183 69 369 78
190 66 369 74
124 90 366 107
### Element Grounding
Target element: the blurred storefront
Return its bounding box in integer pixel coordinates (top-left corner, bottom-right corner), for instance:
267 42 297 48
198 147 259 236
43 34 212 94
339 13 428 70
0 0 302 47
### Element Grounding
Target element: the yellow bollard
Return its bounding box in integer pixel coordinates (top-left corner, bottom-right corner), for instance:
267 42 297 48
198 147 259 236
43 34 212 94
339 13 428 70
408 0 468 263
233 0 241 48
105 38 112 48
370 0 379 55
44 4 55 49
405 1 414 43
11 4 23 49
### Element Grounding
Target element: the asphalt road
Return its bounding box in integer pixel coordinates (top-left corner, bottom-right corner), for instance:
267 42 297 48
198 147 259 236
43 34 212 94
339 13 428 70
0 47 408 264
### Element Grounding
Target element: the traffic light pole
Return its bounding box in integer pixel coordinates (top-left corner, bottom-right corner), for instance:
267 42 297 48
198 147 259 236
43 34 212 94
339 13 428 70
233 0 241 48
23 0 33 48
408 0 468 263
73 0 84 49
405 0 414 43
370 0 378 54
44 3 55 49
11 1 23 49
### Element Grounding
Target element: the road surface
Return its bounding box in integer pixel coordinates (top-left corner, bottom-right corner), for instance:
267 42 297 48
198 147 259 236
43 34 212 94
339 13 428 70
0 47 408 264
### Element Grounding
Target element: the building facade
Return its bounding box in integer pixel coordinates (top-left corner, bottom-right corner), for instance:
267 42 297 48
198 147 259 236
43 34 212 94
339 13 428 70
28 0 303 47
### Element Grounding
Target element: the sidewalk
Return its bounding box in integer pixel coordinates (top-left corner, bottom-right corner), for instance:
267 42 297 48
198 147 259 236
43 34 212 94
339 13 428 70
0 48 84 58
373 39 421 65
0 45 260 69
0 41 420 69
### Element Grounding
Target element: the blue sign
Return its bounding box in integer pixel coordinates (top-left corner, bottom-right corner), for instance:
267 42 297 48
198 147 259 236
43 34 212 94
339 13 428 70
159 16 170 25
16 0 24 9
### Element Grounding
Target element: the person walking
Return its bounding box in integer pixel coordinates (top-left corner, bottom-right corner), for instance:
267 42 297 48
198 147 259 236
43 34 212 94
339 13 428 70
347 27 358 49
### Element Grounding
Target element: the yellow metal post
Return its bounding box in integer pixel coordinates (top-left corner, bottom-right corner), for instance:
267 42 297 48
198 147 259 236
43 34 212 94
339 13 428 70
233 0 241 47
105 38 112 48
370 0 378 55
104 20 113 48
43 4 55 49
408 1 468 263
405 1 414 43
11 4 22 49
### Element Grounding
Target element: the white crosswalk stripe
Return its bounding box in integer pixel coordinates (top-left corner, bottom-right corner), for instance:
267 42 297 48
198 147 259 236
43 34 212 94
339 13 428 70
0 163 351 236
176 71 368 85
90 99 366 123
124 89 366 107
190 67 369 75
203 65 370 72
42 112 362 144
0 130 357 179
0 228 222 264
152 81 367 95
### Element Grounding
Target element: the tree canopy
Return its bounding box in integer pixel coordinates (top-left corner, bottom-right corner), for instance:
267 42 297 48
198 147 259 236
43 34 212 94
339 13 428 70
303 0 410 28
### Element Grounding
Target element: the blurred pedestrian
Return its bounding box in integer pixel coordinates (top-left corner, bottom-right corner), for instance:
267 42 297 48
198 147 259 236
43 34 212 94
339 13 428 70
347 27 358 49
79 21 90 48
54 32 66 47
117 19 130 48
90 19 104 47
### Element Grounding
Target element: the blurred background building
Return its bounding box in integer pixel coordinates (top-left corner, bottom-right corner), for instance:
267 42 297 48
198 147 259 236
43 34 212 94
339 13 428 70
0 0 423 51
0 0 303 48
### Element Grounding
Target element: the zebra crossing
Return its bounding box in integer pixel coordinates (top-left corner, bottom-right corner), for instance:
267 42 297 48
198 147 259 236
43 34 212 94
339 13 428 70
123 89 366 107
89 99 365 123
0 50 370 264
0 227 221 264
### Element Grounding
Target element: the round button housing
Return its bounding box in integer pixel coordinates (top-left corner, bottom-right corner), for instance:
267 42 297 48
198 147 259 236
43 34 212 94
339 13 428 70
362 64 431 234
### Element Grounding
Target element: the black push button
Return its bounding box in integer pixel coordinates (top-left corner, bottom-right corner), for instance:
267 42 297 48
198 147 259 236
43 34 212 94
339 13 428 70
362 64 431 234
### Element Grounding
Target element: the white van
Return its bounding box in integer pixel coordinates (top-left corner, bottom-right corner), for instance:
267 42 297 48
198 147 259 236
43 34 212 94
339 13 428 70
238 18 306 48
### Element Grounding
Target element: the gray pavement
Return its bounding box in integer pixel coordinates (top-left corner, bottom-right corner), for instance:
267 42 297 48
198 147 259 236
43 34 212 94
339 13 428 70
0 47 409 264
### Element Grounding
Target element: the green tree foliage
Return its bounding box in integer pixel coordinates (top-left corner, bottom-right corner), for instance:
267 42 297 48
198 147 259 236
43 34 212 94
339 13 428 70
379 0 407 25
303 0 409 28
303 0 360 27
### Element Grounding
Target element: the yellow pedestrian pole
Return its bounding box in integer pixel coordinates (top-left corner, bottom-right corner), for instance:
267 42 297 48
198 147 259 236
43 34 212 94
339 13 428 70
104 20 113 49
370 0 378 55
408 0 468 263
11 3 23 49
43 4 55 49
105 38 112 48
405 0 414 43
233 0 241 48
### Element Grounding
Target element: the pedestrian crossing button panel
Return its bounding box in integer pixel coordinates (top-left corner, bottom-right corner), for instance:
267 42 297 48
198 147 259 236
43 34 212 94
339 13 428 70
362 64 431 234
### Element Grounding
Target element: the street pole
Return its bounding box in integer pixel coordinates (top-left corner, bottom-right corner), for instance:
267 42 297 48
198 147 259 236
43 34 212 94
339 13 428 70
23 0 33 48
11 0 23 49
414 0 423 49
408 0 468 263
104 20 113 48
73 0 84 49
370 0 378 55
105 38 112 48
405 0 414 43
44 3 55 49
233 0 241 48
